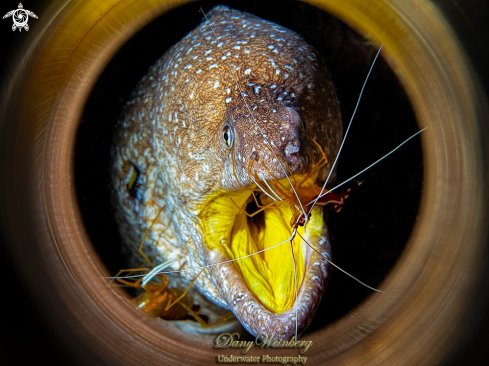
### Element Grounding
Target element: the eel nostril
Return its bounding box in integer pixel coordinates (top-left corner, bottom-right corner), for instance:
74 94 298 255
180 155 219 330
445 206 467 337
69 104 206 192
285 141 300 156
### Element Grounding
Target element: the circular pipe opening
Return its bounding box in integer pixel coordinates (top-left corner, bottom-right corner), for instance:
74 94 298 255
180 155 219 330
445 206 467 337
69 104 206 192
75 0 422 333
2 0 487 364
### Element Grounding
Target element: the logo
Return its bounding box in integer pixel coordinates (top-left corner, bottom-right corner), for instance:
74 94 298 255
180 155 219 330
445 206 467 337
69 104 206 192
3 3 37 32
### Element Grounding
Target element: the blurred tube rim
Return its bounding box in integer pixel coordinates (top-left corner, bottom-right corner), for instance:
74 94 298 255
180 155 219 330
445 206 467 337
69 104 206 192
1 0 489 365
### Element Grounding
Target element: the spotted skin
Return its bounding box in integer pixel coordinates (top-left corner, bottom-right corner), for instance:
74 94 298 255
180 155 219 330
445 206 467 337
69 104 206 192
112 6 342 339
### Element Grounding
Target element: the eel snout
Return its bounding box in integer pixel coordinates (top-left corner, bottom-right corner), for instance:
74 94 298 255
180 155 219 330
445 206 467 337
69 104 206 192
226 91 318 187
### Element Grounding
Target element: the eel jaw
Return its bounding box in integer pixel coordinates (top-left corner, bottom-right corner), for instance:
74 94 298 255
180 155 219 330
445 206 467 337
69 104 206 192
204 223 332 341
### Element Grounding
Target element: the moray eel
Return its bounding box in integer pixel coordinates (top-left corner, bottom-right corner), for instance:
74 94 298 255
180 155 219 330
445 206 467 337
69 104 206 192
112 6 342 340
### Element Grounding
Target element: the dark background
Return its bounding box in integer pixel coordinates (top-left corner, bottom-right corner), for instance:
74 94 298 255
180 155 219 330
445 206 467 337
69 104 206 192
1 0 488 365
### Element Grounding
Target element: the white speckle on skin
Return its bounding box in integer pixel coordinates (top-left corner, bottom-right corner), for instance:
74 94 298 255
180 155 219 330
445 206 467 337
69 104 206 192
226 88 231 94
244 68 251 75
204 49 212 55
209 63 218 69
213 80 220 89
225 97 232 103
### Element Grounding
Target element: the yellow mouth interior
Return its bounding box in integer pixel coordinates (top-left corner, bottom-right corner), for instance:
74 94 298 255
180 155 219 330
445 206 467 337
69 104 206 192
199 175 324 314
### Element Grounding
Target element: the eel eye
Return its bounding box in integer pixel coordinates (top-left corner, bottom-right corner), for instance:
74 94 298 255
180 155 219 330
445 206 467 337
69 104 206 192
222 124 234 149
127 163 141 198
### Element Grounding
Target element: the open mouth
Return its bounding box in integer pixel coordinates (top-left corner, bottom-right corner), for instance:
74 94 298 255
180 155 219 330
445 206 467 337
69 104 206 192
199 173 328 328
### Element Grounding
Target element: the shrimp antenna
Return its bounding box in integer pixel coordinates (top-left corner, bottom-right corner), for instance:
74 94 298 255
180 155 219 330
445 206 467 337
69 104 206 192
110 229 382 298
109 225 387 293
289 241 299 342
107 229 298 280
308 127 427 203
199 7 309 223
296 232 382 293
308 43 383 215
